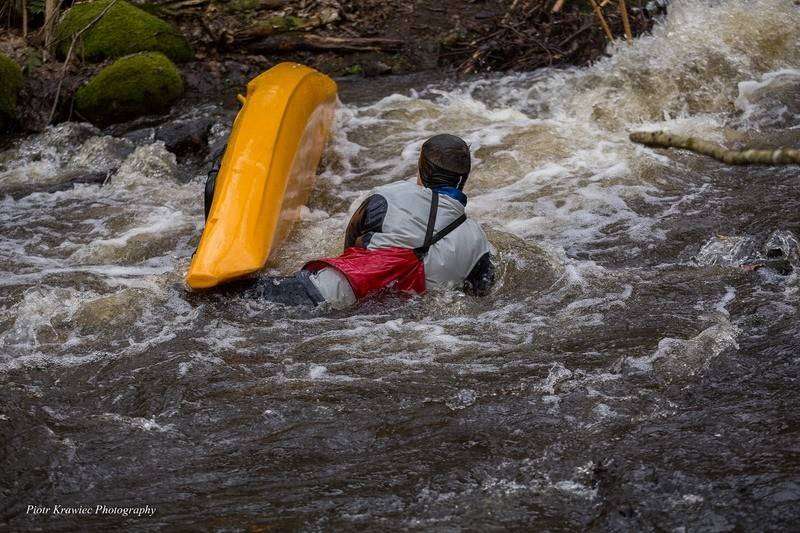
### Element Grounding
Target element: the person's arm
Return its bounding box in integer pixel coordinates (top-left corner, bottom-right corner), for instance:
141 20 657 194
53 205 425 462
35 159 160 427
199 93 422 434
203 146 226 220
344 194 387 250
464 252 495 296
204 167 218 220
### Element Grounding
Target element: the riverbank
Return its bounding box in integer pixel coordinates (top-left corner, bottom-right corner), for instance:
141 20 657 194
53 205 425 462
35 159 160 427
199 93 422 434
0 0 660 134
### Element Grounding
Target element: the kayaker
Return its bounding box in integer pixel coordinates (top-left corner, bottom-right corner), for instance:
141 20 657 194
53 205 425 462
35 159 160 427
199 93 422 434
209 134 495 308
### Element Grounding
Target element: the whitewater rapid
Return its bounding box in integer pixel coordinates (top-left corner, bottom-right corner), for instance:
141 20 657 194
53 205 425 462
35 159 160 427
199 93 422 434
1 0 799 529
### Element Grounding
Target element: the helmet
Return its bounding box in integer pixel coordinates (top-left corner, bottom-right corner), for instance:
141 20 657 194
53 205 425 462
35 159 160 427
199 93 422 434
418 134 471 190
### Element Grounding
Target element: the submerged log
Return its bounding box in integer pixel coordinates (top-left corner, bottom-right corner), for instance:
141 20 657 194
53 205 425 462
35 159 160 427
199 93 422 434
630 130 800 165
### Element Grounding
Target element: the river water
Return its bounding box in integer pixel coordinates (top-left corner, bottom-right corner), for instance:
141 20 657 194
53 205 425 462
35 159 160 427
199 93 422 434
2 1 800 530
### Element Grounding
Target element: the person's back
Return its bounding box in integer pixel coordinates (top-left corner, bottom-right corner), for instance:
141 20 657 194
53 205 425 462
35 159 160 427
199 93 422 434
303 134 495 307
343 180 491 290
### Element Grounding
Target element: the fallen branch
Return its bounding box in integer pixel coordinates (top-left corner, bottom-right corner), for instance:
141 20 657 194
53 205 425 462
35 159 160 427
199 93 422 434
158 0 208 7
154 0 208 16
501 0 523 26
587 0 614 42
43 0 61 53
630 131 800 165
48 0 119 125
618 0 633 45
21 0 28 37
557 21 594 49
238 34 403 53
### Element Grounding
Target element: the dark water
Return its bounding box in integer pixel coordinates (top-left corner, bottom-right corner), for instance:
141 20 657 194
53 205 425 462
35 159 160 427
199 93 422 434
2 1 800 530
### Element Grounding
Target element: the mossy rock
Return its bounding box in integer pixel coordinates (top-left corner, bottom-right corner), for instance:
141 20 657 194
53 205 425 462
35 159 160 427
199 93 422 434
0 52 23 129
75 52 184 125
56 0 192 63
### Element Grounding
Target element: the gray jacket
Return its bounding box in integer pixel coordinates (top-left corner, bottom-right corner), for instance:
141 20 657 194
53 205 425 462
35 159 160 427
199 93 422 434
346 181 494 293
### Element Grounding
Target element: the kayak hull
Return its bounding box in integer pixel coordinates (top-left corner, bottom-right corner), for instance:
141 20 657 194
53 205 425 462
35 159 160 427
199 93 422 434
186 62 337 289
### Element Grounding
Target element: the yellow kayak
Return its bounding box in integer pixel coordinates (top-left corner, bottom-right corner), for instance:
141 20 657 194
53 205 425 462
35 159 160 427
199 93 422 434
186 63 337 289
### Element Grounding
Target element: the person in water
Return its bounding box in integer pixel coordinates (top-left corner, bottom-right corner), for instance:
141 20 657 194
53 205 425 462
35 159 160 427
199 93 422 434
206 134 495 308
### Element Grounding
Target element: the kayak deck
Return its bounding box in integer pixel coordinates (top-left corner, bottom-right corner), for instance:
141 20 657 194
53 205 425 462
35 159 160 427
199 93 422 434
186 63 337 289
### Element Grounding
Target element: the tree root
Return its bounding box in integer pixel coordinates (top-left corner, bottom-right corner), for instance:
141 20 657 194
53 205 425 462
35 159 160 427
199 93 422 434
630 130 800 165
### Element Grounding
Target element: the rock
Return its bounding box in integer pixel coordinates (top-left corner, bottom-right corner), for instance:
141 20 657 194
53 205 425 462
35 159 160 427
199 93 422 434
70 135 136 173
735 70 800 129
0 122 100 177
104 113 175 137
317 6 341 25
363 60 392 77
0 52 23 131
110 141 178 188
75 52 184 125
0 169 108 199
154 116 213 156
122 127 156 145
56 0 193 63
118 116 213 157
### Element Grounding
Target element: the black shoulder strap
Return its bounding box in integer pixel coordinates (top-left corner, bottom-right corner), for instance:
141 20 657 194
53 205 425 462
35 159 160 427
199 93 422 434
429 213 467 247
414 191 467 258
421 191 439 250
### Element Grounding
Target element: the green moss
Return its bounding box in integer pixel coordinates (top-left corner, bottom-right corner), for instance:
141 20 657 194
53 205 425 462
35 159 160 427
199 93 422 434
75 52 184 125
344 64 363 76
253 14 306 34
137 2 168 17
0 52 23 127
56 0 192 63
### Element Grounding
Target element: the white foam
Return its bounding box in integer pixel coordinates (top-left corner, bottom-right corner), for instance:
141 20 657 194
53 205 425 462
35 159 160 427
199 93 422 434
308 364 328 379
554 480 597 500
111 142 178 188
0 0 796 383
736 69 800 128
536 363 573 395
99 413 174 432
445 389 477 410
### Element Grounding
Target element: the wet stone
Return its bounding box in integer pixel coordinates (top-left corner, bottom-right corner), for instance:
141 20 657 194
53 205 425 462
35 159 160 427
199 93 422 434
363 60 393 78
123 127 156 146
70 135 136 174
695 230 798 275
0 169 108 199
155 116 214 157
